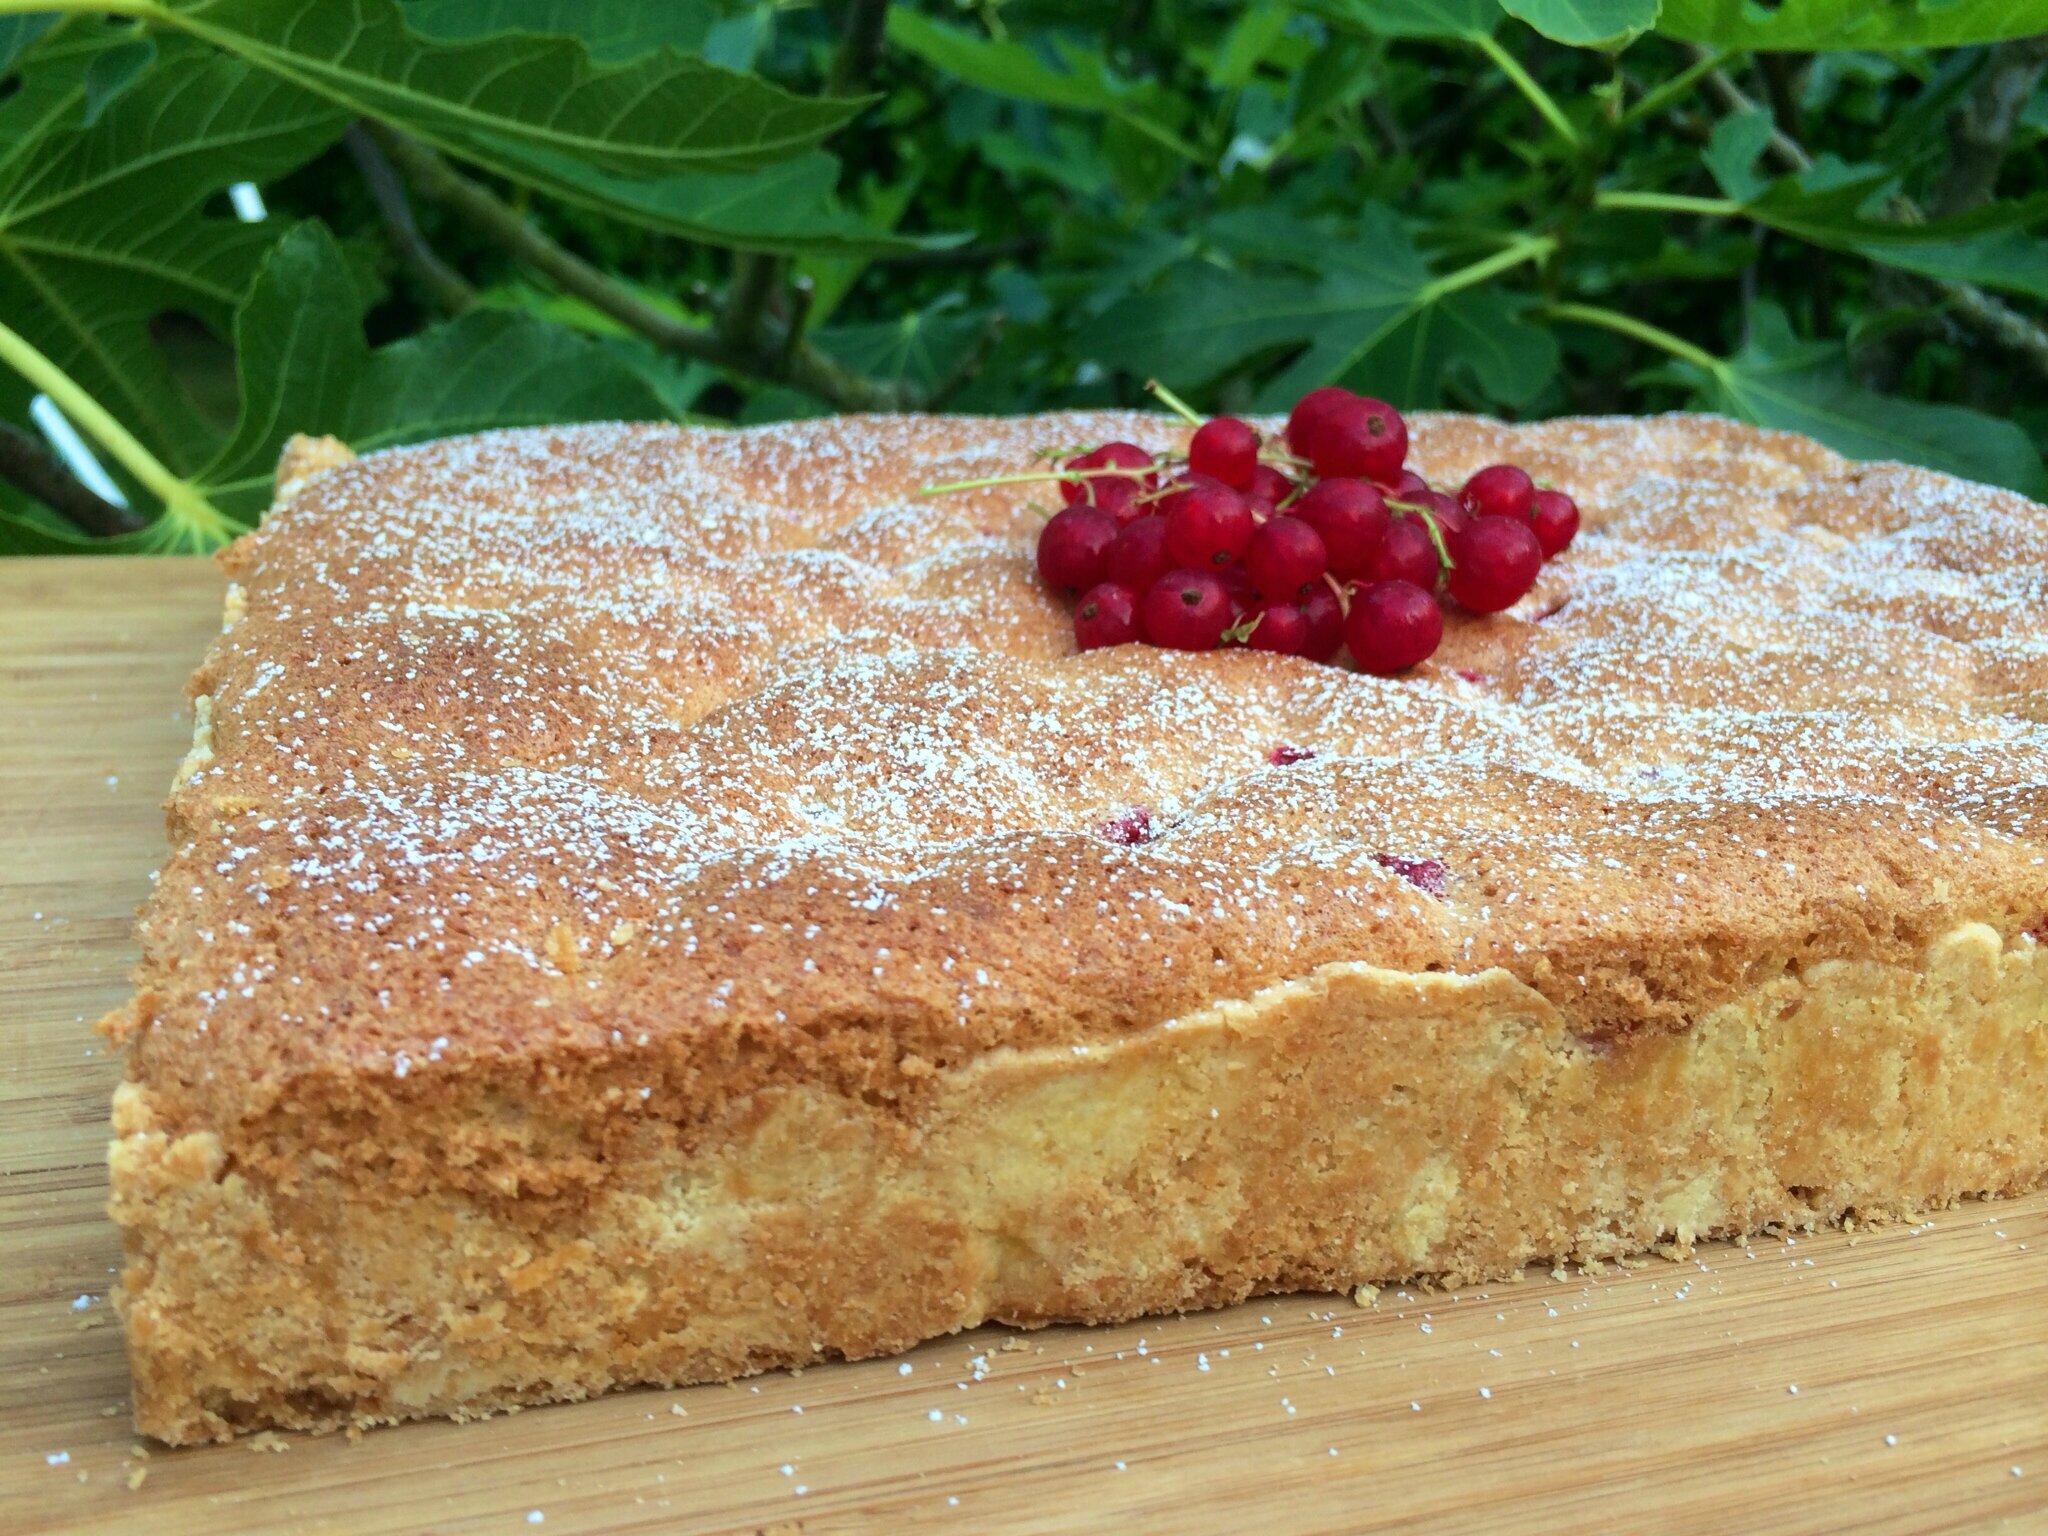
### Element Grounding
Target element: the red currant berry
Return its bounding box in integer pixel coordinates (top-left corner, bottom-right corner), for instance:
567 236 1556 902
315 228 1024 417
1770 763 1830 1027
1414 488 1467 537
1285 387 1356 460
1073 582 1140 650
1036 505 1118 591
1188 416 1261 489
1458 464 1535 522
1307 395 1407 484
1529 488 1580 556
1143 569 1234 651
1061 442 1156 509
1245 601 1311 656
1287 479 1390 580
1217 563 1260 619
1244 515 1328 599
1346 579 1444 675
1297 585 1346 663
1164 483 1254 569
1369 517 1441 589
1105 514 1173 594
1268 744 1315 765
1387 468 1431 500
1445 514 1543 613
1243 463 1296 510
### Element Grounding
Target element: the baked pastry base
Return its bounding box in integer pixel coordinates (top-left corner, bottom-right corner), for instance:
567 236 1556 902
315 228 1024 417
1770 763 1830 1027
115 922 2048 1443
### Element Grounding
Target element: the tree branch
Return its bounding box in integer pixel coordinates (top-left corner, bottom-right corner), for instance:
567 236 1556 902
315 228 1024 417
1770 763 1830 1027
828 0 891 98
1698 52 2048 386
1696 57 1810 171
342 123 478 316
0 420 144 537
1943 274 2048 380
719 250 781 350
369 126 919 412
1930 35 2048 219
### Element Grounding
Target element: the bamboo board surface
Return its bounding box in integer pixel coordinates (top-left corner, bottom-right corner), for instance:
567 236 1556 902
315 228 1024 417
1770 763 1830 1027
3 556 2044 1536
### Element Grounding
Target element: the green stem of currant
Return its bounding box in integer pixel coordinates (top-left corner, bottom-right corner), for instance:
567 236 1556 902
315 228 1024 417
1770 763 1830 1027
1143 379 1205 427
1387 496 1455 570
920 465 1153 496
1221 612 1261 646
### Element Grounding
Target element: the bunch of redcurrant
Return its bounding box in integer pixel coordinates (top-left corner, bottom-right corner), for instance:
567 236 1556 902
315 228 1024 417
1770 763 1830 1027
986 386 1579 674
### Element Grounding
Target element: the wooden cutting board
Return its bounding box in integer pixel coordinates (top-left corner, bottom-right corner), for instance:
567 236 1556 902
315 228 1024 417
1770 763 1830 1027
3 556 2043 1536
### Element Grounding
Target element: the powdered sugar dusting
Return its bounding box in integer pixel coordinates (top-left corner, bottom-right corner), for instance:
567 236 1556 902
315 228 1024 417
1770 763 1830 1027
137 411 2048 1099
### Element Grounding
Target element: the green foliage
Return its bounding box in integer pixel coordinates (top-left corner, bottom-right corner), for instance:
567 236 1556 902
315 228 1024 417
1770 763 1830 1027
197 222 668 515
1660 0 2048 52
1 0 2046 552
0 34 345 472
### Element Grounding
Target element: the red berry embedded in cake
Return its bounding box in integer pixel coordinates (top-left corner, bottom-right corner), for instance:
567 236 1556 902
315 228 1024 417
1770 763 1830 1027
1244 515 1328 599
1459 464 1536 522
1303 395 1407 484
1345 579 1444 674
1287 479 1390 580
1073 582 1140 650
1368 517 1441 589
1188 417 1261 489
1143 569 1234 651
1446 515 1544 613
1095 807 1154 845
1268 744 1316 766
1529 488 1580 556
1374 853 1448 898
1037 505 1119 591
1106 514 1173 594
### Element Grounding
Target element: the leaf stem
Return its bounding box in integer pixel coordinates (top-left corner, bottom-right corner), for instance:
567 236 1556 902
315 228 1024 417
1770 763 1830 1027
1471 31 1579 148
1594 190 1743 218
0 317 231 538
1618 48 1732 130
1144 379 1204 426
1538 302 1725 375
1417 234 1557 303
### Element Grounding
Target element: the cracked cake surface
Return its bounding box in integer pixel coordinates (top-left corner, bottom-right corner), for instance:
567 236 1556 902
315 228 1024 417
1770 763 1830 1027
107 411 2048 1441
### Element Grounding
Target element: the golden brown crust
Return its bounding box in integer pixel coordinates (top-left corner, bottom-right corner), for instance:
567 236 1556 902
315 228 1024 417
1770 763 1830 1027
108 411 2048 1439
118 926 2048 1443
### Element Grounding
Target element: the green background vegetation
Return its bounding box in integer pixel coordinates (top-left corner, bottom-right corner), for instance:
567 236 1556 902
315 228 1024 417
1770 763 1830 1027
3 0 2047 553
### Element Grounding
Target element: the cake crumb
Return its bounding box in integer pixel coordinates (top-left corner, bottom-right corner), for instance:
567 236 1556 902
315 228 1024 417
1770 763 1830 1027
1351 1283 1379 1307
